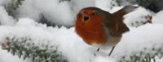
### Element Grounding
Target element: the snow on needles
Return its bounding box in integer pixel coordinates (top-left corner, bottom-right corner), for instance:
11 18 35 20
0 46 30 62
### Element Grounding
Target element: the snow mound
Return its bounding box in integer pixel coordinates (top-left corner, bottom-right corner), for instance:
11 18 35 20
94 56 116 62
0 46 30 62
112 24 163 61
0 6 15 25
15 0 74 26
152 11 163 24
124 7 152 27
0 17 163 62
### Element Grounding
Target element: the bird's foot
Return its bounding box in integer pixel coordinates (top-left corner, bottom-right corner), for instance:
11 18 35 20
93 48 100 56
108 46 115 56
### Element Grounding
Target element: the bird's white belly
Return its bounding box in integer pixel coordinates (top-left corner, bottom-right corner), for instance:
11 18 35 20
91 35 121 49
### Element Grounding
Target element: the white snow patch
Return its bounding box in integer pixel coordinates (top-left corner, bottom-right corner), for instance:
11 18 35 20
124 7 152 27
16 0 74 26
0 6 16 25
0 46 30 62
95 0 112 11
94 56 116 62
70 0 95 15
95 0 121 13
155 56 163 62
112 24 163 61
0 0 12 6
152 11 163 24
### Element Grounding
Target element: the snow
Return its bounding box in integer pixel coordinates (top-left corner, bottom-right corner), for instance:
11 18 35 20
0 0 163 62
124 7 153 27
16 0 74 26
155 56 163 62
70 0 95 15
16 0 42 22
0 0 12 6
1 13 163 62
95 0 113 11
112 24 163 61
0 18 116 62
95 0 122 13
0 46 30 62
0 6 16 25
152 11 163 24
94 56 116 62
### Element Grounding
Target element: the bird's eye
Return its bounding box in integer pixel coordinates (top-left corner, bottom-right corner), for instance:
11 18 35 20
83 15 89 22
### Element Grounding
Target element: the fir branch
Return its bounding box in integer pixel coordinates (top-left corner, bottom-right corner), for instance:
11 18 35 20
4 0 25 17
3 36 68 62
118 44 163 62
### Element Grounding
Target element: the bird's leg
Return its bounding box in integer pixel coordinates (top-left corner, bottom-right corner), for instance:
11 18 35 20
94 48 100 56
97 48 100 52
109 46 115 56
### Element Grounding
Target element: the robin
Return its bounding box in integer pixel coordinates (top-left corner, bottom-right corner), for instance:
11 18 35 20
75 5 137 56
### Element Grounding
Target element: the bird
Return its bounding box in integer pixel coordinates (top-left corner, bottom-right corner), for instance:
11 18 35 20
75 5 137 56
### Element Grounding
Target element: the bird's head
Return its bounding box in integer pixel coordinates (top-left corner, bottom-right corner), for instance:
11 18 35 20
75 7 109 45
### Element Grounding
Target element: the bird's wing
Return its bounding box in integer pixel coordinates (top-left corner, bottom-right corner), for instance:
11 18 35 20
103 15 129 37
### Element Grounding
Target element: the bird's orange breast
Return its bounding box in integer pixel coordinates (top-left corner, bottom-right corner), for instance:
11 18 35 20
75 13 108 45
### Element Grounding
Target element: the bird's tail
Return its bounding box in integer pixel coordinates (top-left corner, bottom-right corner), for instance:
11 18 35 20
113 5 138 17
